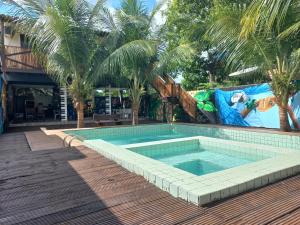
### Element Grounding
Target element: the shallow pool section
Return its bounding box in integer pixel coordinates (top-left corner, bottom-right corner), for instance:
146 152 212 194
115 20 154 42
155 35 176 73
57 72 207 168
128 139 269 176
65 123 300 150
64 124 195 145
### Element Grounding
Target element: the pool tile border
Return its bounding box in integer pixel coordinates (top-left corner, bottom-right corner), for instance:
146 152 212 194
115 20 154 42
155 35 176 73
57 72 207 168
84 135 300 206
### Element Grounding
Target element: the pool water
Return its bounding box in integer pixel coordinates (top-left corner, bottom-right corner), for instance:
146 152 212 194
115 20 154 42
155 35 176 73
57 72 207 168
161 151 253 176
64 125 196 145
176 160 225 176
66 124 273 176
80 125 299 205
99 132 189 145
129 141 263 176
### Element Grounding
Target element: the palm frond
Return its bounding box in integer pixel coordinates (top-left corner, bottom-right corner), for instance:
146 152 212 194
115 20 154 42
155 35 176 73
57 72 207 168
96 40 158 76
241 0 297 38
153 44 195 75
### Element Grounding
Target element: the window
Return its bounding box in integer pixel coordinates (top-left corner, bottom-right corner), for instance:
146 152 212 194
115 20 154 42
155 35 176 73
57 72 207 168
20 34 30 48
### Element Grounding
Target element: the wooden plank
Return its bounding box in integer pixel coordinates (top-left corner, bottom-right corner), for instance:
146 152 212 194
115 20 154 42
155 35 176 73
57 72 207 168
1 132 300 225
4 45 42 71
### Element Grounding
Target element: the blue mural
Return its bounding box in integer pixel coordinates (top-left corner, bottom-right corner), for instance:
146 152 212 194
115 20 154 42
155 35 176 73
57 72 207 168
215 83 300 129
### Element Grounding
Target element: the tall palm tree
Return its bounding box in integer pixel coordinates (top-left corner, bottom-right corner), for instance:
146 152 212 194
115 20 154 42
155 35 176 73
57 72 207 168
8 0 156 128
99 0 194 125
208 0 300 131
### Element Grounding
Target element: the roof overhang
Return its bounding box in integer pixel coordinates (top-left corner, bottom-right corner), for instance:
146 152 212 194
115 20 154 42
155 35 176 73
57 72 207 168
229 67 259 78
1 72 56 86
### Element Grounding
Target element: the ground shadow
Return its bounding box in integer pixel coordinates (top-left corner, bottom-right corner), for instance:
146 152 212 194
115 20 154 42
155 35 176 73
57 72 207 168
0 133 124 224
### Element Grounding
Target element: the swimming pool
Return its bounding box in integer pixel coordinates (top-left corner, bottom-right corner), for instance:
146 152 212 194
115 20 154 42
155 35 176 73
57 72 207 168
64 123 300 205
65 123 300 150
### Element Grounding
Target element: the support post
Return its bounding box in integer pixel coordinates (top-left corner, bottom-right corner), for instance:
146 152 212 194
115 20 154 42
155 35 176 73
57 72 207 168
0 19 7 123
0 19 6 72
60 87 68 121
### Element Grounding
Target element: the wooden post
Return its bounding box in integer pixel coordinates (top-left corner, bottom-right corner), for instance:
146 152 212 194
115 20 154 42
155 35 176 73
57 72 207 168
0 19 6 72
1 82 7 121
0 18 7 123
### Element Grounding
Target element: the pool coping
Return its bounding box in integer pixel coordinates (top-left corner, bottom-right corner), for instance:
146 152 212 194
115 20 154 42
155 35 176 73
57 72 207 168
84 135 300 205
43 124 300 206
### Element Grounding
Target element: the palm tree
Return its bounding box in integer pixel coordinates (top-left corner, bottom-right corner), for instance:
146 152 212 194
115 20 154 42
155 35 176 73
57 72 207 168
208 0 300 131
8 0 156 128
99 0 194 125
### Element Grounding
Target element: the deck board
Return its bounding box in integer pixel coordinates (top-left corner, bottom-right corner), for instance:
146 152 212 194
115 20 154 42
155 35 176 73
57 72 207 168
1 131 300 224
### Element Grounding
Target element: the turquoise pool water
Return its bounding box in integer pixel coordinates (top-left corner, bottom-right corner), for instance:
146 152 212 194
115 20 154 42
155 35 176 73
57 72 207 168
161 151 253 176
98 132 189 145
65 124 197 145
129 140 267 176
65 124 288 176
65 124 300 150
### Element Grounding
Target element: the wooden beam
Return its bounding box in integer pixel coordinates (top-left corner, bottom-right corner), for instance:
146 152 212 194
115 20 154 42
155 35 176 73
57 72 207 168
0 19 6 72
0 19 8 123
1 80 7 122
6 57 38 69
5 50 32 57
5 67 45 74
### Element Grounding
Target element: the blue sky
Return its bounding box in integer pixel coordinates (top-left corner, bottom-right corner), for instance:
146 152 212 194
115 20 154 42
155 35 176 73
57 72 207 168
89 0 156 10
107 0 156 10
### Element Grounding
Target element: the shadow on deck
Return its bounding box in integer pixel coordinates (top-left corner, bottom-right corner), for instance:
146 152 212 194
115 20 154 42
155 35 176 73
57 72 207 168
0 132 300 224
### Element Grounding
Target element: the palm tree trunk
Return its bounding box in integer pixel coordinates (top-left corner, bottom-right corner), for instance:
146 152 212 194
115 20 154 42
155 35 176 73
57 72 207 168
287 105 300 130
132 100 140 126
279 104 291 132
76 100 84 128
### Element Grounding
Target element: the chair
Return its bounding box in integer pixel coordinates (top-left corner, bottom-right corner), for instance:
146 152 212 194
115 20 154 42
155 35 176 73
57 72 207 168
14 113 24 122
36 103 46 121
93 113 121 126
25 100 35 121
53 109 60 120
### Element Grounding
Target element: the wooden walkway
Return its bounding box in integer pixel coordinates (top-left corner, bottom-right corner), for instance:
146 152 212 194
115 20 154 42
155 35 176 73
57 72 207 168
1 132 300 224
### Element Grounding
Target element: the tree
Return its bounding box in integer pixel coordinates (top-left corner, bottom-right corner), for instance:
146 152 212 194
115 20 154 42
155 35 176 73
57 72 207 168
164 0 229 88
9 0 155 128
99 0 194 125
208 0 300 131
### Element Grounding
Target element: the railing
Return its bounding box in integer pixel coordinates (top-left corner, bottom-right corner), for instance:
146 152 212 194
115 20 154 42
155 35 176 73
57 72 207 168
176 84 198 119
152 75 198 119
3 45 43 72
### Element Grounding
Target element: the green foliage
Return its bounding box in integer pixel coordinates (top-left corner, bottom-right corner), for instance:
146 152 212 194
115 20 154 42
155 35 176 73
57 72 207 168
208 0 300 131
148 94 161 120
245 99 257 110
165 0 212 49
173 105 190 122
165 0 228 90
194 90 217 112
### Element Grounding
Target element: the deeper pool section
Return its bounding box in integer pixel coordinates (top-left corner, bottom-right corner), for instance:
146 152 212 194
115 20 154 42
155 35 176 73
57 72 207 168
64 123 300 205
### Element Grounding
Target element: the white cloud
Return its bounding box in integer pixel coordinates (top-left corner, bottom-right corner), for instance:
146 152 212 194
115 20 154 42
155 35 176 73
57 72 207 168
151 0 169 33
153 1 168 26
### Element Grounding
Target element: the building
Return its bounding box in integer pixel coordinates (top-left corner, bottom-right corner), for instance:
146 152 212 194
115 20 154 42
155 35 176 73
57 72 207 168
0 3 64 132
0 2 137 132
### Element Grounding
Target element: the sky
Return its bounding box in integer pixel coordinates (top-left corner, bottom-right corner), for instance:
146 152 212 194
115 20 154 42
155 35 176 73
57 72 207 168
89 0 156 11
107 0 156 10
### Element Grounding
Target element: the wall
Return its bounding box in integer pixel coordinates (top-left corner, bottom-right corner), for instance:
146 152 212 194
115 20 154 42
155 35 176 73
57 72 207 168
1 22 21 47
215 83 300 129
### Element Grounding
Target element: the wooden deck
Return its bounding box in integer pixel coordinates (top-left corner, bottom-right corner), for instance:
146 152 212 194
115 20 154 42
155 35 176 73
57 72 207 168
1 131 300 224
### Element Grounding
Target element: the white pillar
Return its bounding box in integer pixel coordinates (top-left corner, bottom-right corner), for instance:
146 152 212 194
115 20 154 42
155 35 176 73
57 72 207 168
60 87 68 121
105 85 112 115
